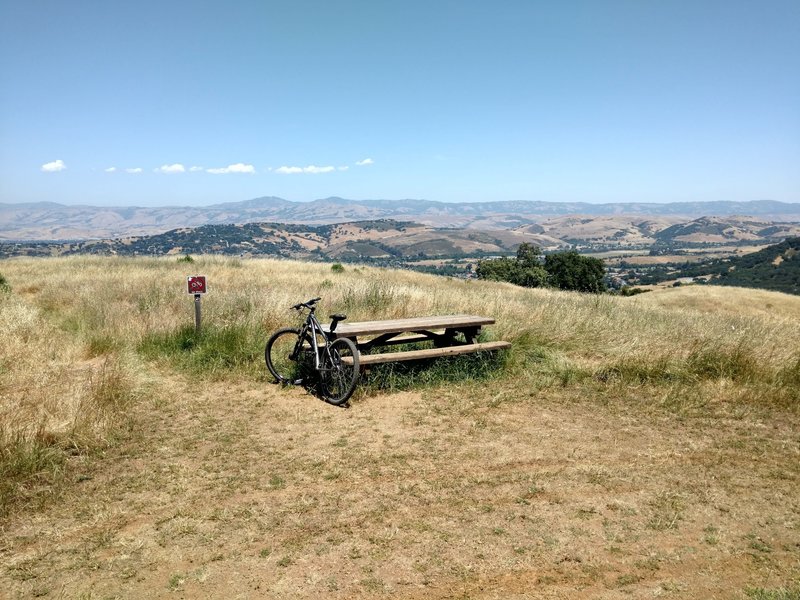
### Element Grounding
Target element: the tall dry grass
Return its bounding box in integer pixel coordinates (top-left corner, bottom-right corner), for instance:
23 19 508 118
1 255 798 511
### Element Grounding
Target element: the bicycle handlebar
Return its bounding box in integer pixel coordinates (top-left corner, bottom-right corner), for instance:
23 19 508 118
291 297 322 311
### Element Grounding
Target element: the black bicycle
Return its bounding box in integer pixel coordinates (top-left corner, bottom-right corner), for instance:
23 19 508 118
265 297 360 405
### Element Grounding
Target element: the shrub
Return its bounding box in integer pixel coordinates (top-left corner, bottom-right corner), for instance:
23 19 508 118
0 273 10 293
177 254 194 263
331 263 345 273
619 287 651 297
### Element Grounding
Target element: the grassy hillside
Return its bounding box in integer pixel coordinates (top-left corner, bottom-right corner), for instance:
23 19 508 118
1 257 799 598
670 237 800 295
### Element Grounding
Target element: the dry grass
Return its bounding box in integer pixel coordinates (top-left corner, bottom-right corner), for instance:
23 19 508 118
633 284 800 321
1 256 799 598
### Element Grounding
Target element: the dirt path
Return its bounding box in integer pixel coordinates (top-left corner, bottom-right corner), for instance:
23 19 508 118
2 373 798 599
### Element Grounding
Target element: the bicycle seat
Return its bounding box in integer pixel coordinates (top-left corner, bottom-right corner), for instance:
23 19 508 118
329 313 347 332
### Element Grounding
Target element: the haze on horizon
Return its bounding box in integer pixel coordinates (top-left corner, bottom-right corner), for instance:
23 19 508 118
1 1 798 208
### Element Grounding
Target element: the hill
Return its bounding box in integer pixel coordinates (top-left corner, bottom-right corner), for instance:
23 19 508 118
1 256 798 598
670 237 800 295
0 220 566 260
2 197 799 241
653 216 800 244
5 214 800 263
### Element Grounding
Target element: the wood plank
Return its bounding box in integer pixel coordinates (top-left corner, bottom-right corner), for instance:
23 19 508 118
325 315 495 337
341 341 511 366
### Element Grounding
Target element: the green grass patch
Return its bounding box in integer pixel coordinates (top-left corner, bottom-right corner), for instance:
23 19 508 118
138 323 264 378
595 343 765 386
745 586 800 600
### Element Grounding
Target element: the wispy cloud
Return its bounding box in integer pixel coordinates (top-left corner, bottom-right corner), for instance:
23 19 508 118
356 158 374 166
105 167 117 173
126 167 143 174
41 159 66 172
189 166 204 172
274 166 303 174
275 165 336 174
338 166 349 171
155 163 185 174
206 163 256 175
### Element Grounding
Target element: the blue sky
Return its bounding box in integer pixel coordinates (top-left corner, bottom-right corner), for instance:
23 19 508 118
1 0 798 207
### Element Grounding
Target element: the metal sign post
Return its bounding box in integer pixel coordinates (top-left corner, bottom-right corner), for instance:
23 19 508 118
186 275 207 334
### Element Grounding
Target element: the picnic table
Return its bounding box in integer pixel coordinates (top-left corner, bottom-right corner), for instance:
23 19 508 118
323 315 511 366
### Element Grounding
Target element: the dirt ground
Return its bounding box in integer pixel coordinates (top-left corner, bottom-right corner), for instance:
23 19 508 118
2 372 798 599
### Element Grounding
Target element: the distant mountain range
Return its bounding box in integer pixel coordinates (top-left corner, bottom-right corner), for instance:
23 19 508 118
1 197 799 241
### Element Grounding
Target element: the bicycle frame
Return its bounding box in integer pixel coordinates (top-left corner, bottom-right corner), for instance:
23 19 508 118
292 307 334 373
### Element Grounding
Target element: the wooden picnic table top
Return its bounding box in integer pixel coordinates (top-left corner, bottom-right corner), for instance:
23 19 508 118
323 314 495 338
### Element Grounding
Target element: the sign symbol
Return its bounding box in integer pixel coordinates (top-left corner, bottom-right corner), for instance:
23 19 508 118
187 275 207 294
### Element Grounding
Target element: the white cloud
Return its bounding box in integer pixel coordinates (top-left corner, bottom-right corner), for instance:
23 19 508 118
189 166 204 172
105 167 117 173
126 167 143 174
338 166 349 171
155 163 185 174
275 165 336 174
304 165 335 174
275 166 304 174
41 159 66 172
206 163 256 175
356 158 374 166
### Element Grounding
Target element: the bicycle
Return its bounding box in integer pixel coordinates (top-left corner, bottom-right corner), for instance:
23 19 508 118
265 297 360 405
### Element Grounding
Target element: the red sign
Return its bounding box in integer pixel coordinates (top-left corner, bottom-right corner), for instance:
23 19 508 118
187 275 207 294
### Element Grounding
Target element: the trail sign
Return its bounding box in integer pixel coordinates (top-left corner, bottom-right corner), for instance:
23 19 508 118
187 275 207 295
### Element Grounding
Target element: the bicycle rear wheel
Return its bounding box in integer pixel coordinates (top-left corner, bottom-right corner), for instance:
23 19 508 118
265 327 314 384
320 337 360 405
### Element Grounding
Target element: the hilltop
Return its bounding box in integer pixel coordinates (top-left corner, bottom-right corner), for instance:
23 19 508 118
1 256 798 598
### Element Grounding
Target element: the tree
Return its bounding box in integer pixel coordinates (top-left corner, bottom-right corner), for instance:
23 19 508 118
476 257 518 282
515 242 541 268
544 251 607 293
476 243 547 288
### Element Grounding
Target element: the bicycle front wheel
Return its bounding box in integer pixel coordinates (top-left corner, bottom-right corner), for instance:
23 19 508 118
265 327 313 384
320 337 360 405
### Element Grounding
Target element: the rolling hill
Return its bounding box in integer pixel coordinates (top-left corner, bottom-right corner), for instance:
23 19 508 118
2 197 799 241
668 237 800 294
0 220 566 260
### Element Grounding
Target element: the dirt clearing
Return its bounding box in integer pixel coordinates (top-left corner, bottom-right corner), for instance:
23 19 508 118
2 372 797 599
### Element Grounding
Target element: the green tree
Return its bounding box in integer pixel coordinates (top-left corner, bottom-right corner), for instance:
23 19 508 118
516 242 541 267
476 257 518 282
544 251 607 293
476 243 547 288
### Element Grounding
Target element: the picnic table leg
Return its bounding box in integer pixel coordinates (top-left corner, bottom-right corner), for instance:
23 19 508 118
435 328 457 348
462 327 480 344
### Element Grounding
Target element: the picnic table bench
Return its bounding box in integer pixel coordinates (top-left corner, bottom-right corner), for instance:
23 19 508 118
323 315 511 366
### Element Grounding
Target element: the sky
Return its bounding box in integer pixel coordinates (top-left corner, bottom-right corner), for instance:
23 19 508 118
1 0 798 207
